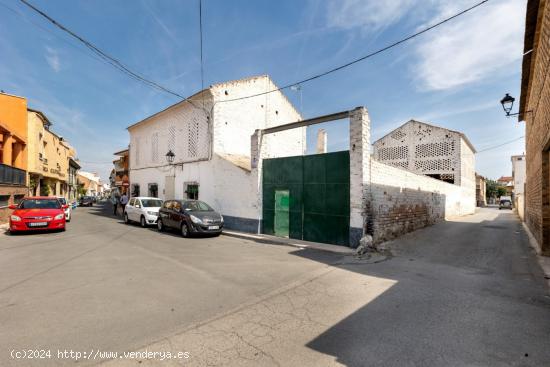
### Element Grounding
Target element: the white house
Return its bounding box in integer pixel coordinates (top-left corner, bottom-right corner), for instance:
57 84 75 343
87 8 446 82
127 75 305 232
511 154 526 219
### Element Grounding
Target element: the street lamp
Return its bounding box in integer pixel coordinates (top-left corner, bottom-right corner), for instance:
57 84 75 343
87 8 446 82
500 93 515 116
165 150 175 164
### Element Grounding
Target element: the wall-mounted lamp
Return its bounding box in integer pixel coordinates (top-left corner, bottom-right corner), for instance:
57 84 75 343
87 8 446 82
500 93 532 118
165 150 175 164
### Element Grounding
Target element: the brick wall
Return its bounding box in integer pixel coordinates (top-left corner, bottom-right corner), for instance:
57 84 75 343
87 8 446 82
524 1 550 255
367 160 475 244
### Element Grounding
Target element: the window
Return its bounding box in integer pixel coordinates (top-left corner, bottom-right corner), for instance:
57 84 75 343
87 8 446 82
148 183 158 198
131 184 140 197
14 194 25 204
173 201 182 211
142 199 163 207
186 184 199 200
128 198 135 206
183 200 213 212
163 200 173 209
0 195 10 208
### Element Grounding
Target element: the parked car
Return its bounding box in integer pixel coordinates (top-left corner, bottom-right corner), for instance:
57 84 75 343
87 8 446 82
79 196 94 207
499 199 513 210
8 197 67 233
124 197 163 227
157 200 224 237
56 196 72 222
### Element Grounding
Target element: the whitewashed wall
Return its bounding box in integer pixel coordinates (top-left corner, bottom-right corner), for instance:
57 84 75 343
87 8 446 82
211 76 305 158
368 159 476 243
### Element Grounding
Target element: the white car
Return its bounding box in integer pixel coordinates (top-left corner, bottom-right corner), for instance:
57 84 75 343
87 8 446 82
124 197 163 227
56 197 72 222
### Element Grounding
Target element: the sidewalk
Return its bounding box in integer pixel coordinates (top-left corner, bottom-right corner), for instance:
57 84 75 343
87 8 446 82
522 222 550 287
222 230 355 254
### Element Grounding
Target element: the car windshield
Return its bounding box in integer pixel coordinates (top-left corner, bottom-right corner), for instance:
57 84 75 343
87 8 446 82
57 198 67 205
184 201 213 212
19 199 61 209
141 199 163 208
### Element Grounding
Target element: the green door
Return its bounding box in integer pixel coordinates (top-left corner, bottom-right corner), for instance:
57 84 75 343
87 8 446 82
274 190 290 237
262 151 350 246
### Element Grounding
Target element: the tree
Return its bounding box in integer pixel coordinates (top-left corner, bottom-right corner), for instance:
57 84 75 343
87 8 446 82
486 179 499 199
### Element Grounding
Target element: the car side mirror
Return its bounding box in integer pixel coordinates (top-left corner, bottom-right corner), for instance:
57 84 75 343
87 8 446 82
62 204 69 209
8 204 18 210
135 204 141 208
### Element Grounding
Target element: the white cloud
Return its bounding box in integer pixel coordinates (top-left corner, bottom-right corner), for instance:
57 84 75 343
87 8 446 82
326 0 416 33
414 0 525 91
45 46 61 72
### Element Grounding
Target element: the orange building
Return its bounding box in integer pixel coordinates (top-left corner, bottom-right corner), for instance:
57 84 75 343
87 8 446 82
0 92 28 223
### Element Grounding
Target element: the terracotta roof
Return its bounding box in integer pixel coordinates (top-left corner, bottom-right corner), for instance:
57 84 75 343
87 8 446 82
497 176 513 182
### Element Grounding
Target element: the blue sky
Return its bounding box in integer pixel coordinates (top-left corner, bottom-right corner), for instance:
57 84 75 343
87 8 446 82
0 0 526 182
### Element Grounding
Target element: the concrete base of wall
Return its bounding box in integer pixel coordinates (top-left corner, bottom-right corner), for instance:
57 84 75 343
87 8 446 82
349 227 363 248
223 215 259 234
0 184 28 224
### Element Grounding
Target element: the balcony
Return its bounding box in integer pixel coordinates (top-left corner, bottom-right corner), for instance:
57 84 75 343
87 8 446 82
0 163 26 186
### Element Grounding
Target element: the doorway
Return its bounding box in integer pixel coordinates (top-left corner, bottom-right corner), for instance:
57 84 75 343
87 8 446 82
274 190 290 237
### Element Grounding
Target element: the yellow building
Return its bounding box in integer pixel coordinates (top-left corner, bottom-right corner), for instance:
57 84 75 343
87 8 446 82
0 92 28 223
27 109 73 197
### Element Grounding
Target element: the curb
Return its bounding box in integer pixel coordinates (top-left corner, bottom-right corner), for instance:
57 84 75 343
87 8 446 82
222 230 355 255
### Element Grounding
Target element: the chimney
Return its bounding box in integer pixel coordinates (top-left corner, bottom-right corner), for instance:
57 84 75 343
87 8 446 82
316 129 327 154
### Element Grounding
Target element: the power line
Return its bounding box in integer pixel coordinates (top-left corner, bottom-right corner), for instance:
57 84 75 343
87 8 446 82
477 136 524 153
17 0 202 111
199 0 205 93
218 0 491 104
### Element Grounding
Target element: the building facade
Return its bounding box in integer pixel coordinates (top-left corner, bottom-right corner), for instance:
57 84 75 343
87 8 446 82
27 109 72 197
476 173 487 207
128 75 305 231
372 120 476 188
0 92 28 223
68 157 81 201
78 171 101 197
511 155 526 219
111 148 129 196
519 0 550 255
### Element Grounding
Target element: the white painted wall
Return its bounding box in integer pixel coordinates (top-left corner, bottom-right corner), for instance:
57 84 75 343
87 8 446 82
128 75 306 226
512 155 526 195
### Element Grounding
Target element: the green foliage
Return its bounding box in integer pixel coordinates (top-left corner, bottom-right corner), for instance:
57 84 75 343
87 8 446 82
486 180 499 198
486 179 508 198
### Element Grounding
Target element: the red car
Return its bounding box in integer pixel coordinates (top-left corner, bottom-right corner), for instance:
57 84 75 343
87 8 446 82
9 197 68 233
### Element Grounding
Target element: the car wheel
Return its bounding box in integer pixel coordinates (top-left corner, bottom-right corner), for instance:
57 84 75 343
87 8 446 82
124 213 130 224
181 223 190 238
140 216 146 228
157 219 164 232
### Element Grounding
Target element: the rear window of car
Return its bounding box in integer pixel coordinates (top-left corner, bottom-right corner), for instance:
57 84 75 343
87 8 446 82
142 199 163 207
19 199 61 209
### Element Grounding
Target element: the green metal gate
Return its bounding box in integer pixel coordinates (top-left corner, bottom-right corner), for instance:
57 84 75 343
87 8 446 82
262 151 350 246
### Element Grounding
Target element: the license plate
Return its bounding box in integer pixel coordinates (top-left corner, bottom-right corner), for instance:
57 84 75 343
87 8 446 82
28 222 48 227
208 225 219 230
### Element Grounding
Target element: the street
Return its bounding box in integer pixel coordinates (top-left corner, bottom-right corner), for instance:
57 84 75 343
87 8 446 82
1 203 549 366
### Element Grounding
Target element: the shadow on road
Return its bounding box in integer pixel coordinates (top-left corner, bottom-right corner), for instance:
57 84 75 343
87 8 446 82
288 210 550 366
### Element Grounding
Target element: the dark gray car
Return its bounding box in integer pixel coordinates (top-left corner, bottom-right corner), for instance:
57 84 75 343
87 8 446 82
157 200 224 237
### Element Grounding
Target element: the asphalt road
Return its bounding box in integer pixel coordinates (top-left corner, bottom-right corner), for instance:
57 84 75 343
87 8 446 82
1 203 549 366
